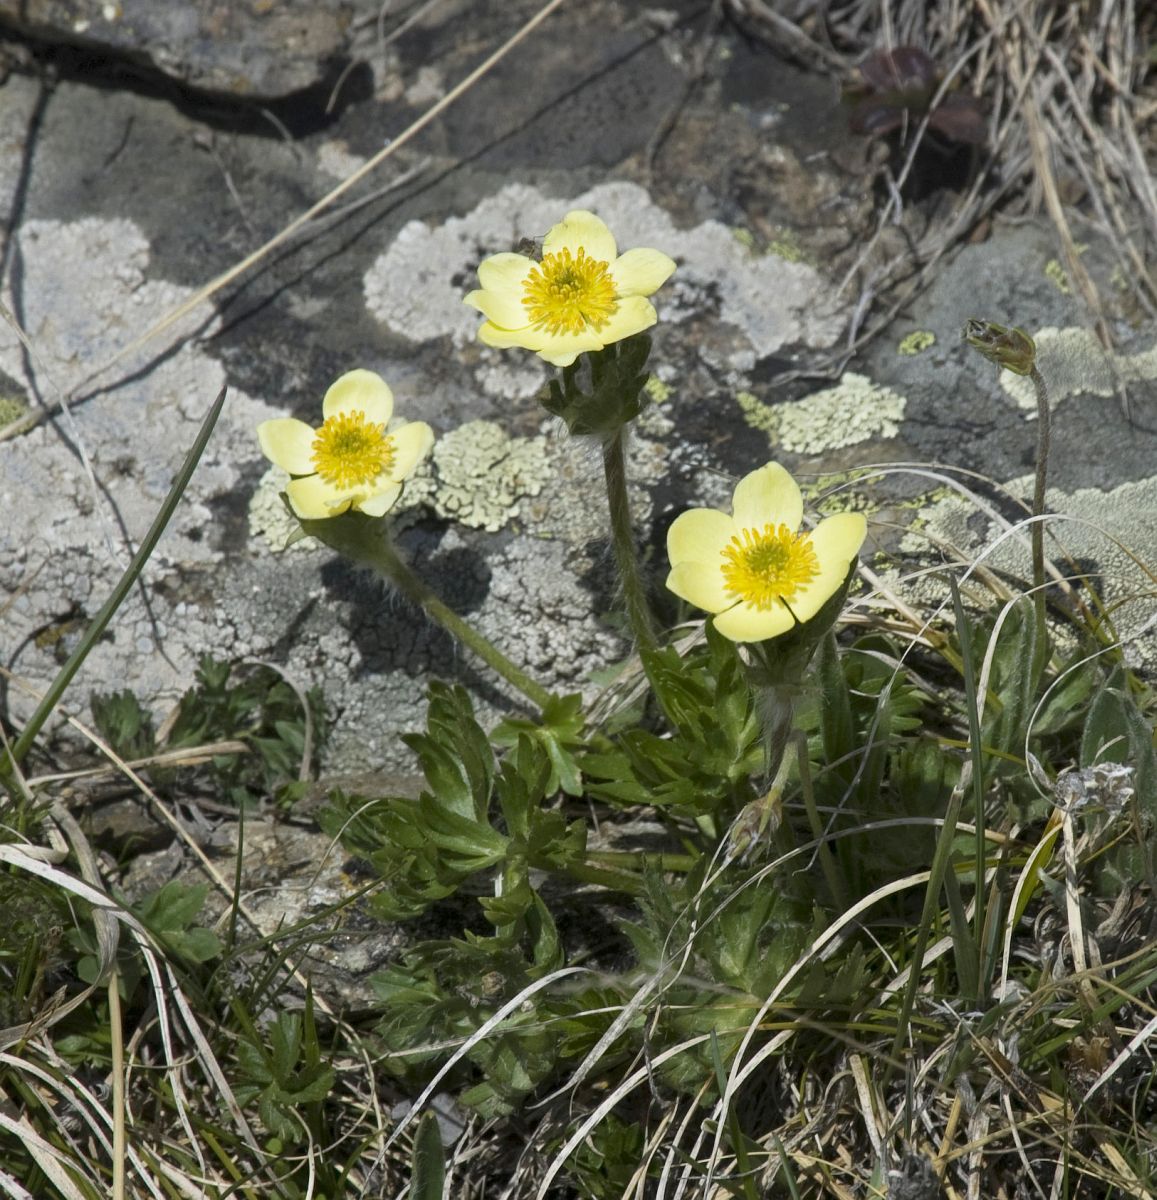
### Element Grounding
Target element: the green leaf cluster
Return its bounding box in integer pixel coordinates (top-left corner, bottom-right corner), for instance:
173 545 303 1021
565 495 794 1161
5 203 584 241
583 626 764 825
233 993 335 1142
320 683 587 922
91 654 327 806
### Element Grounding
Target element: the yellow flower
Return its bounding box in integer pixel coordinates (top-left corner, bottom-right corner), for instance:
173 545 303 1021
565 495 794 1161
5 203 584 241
464 210 676 367
257 369 434 520
666 463 866 642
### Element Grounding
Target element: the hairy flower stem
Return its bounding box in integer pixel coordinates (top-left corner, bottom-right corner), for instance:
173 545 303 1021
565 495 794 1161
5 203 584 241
311 517 553 711
375 538 553 712
602 428 657 654
1029 364 1050 653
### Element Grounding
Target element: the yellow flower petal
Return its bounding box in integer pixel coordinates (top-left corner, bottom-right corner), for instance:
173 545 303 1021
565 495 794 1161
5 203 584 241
356 483 403 518
257 418 317 475
323 369 394 425
666 562 735 614
667 507 736 566
731 463 803 530
543 210 617 263
388 420 435 479
494 323 605 367
786 513 866 622
610 248 678 296
477 320 550 354
595 294 659 345
475 251 535 298
286 474 354 519
464 285 532 331
713 602 797 643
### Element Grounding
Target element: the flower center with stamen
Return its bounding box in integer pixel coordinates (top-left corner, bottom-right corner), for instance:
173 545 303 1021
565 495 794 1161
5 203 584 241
720 524 820 610
310 410 394 489
521 246 618 336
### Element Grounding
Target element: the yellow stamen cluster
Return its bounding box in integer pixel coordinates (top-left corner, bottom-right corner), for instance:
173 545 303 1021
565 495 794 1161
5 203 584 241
310 410 394 489
521 247 618 336
720 524 820 610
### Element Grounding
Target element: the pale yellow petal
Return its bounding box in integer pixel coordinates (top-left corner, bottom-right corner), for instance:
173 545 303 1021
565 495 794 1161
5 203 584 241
355 483 403 518
787 514 866 622
475 252 535 300
543 210 617 263
323 369 394 425
531 328 606 367
666 562 734 614
609 248 677 296
595 295 658 344
667 507 736 566
387 420 435 479
731 463 803 530
286 474 353 519
477 320 549 354
257 418 317 475
713 601 797 643
464 284 531 330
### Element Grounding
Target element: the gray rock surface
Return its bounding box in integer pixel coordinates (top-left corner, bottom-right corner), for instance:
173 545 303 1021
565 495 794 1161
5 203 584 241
0 0 354 98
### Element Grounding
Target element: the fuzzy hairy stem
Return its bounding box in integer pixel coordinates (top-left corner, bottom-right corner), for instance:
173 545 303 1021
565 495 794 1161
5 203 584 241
601 427 657 653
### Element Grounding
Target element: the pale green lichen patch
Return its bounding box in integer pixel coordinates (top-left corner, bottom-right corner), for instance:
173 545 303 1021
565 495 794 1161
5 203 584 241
644 375 671 405
1044 258 1071 294
803 468 879 514
399 420 554 533
766 230 812 265
898 331 935 356
738 372 907 455
999 326 1157 414
736 390 775 435
0 393 28 425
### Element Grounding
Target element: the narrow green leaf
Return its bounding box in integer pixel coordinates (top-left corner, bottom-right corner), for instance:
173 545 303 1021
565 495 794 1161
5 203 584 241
409 1111 446 1200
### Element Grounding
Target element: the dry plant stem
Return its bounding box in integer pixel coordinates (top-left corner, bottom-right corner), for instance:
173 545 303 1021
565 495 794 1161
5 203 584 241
602 428 657 654
109 971 126 1200
371 537 553 712
1029 363 1050 646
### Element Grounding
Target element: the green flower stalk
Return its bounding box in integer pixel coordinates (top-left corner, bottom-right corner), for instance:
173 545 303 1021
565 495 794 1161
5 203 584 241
541 335 660 651
302 517 553 712
257 369 552 712
962 319 1050 649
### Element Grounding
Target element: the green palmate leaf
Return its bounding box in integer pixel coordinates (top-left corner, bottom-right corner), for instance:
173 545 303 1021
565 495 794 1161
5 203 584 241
320 682 521 919
89 688 156 760
568 1116 647 1200
493 692 587 797
405 682 495 822
233 1001 336 1142
370 910 570 1112
796 943 870 1009
586 628 762 823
